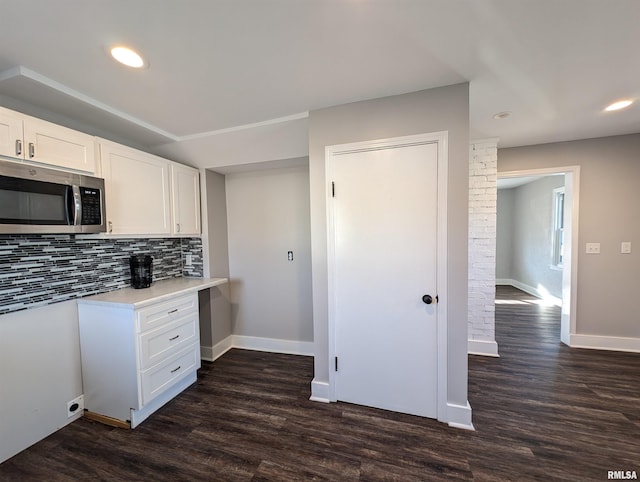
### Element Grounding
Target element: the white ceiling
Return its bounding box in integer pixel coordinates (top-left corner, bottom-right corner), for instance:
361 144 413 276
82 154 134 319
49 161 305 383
0 0 639 170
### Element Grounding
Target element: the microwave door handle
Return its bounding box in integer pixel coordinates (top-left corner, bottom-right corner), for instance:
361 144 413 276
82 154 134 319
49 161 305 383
65 186 74 225
67 185 81 226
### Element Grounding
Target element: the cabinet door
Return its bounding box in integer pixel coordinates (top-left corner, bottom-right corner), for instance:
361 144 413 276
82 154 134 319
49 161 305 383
0 107 24 159
100 141 171 235
171 164 201 235
23 117 96 173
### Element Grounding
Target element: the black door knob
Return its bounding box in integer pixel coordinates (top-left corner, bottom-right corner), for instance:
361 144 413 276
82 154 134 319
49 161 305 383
422 294 433 305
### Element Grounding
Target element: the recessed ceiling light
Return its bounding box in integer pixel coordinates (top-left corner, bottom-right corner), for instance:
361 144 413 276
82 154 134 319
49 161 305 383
110 46 146 68
604 99 633 112
493 111 511 120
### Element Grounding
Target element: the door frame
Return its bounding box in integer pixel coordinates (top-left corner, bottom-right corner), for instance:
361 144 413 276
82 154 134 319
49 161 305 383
325 131 449 422
498 166 580 345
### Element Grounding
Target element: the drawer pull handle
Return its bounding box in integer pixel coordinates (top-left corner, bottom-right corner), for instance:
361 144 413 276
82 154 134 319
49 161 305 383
167 309 178 314
169 334 180 341
170 365 181 373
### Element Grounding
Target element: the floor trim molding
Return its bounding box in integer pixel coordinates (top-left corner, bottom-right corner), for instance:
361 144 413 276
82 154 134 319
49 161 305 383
446 401 474 431
232 335 314 356
570 334 640 354
310 379 330 403
201 336 234 362
468 339 500 357
201 335 314 362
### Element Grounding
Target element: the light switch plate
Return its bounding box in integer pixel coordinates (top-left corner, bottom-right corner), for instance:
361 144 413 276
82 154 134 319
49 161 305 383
586 243 600 254
621 242 632 254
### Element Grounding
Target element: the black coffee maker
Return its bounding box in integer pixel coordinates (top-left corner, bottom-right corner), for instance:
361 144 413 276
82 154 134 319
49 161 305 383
129 255 153 289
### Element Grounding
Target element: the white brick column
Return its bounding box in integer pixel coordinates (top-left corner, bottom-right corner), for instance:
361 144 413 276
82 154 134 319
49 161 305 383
468 139 499 357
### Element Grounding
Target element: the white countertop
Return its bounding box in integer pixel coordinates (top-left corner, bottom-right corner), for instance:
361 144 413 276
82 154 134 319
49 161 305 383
77 277 228 309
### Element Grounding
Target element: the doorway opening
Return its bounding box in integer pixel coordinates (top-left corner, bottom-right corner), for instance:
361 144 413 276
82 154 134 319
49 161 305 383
497 166 580 345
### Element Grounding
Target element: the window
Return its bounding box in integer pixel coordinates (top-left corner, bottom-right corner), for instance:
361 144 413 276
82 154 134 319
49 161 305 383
552 187 565 268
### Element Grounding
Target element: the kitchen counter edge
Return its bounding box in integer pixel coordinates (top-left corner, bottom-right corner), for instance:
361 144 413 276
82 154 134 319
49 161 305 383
76 277 228 309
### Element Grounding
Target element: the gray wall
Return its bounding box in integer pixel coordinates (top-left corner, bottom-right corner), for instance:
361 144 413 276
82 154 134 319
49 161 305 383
496 188 514 279
497 176 565 298
200 170 232 350
225 165 313 342
499 134 640 339
309 84 470 406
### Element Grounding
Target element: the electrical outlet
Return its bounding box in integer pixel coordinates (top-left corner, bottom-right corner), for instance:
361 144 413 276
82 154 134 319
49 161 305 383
621 242 632 254
67 395 84 418
585 243 600 254
185 254 193 266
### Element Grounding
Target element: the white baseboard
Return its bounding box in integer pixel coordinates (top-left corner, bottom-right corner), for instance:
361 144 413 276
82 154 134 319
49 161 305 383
446 401 474 431
570 334 640 353
495 278 513 285
200 334 314 362
310 379 330 403
200 336 234 362
468 339 499 357
497 278 562 306
232 335 314 356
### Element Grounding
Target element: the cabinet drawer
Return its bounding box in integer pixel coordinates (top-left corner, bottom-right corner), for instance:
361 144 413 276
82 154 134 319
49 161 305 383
140 344 200 405
136 293 198 333
139 314 198 370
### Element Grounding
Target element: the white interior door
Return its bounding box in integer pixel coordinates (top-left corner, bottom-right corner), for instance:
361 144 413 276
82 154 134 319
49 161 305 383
328 140 440 418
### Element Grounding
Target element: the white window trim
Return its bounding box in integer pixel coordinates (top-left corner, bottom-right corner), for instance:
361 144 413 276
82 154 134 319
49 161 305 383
551 187 565 269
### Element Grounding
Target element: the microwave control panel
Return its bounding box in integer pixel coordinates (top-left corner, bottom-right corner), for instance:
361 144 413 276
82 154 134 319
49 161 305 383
80 187 103 225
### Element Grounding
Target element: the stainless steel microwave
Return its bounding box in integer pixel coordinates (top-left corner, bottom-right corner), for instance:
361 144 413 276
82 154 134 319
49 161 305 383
0 159 106 234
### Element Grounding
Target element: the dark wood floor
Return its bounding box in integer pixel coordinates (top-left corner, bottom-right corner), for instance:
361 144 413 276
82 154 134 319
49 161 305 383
1 285 639 480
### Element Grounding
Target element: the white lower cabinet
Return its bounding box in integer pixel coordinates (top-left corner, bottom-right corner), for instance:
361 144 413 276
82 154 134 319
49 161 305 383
78 292 200 428
140 346 199 405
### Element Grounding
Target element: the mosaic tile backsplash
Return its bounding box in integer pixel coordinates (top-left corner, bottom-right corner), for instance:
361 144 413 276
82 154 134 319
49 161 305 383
0 235 203 315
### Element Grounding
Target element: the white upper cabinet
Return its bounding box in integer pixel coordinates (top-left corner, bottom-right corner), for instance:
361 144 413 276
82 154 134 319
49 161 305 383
170 163 201 236
100 140 172 236
0 105 96 174
98 140 200 237
0 104 201 238
0 108 24 159
23 117 96 173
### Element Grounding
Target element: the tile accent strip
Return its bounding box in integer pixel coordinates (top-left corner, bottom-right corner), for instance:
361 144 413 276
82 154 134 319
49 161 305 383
0 235 203 315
